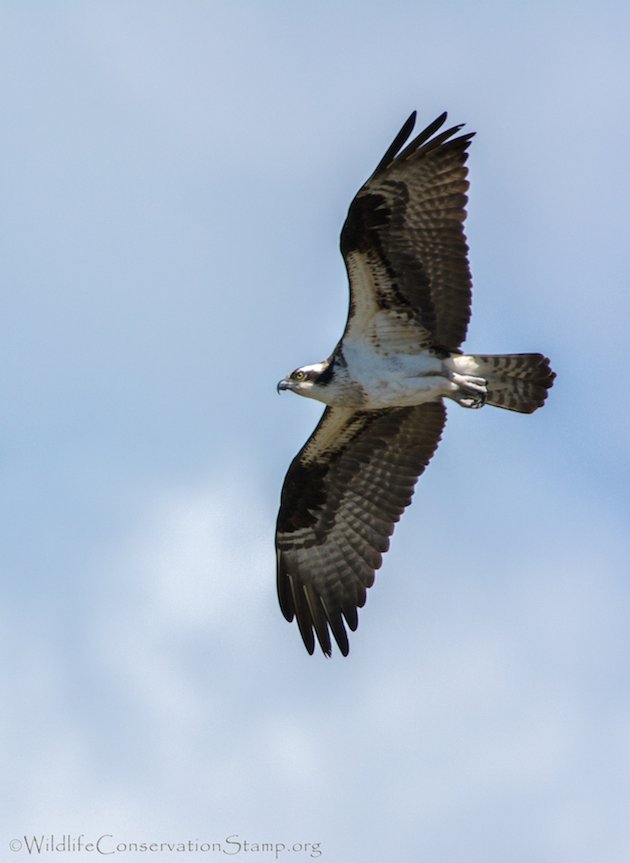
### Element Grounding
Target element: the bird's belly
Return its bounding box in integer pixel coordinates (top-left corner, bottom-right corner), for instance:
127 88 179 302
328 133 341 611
346 348 450 408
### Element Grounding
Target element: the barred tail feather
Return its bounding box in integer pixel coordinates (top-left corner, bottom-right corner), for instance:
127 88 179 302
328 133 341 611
473 353 555 413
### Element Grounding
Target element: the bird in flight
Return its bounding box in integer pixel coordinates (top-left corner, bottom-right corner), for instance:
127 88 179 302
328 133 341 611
276 111 555 657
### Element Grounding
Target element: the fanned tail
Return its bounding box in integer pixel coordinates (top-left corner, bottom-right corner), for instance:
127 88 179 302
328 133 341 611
471 353 555 413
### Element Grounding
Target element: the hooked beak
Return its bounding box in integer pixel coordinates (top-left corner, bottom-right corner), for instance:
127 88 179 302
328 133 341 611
277 378 292 394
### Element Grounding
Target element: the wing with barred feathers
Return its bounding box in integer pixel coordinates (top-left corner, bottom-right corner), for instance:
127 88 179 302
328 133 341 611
275 401 446 656
341 112 474 352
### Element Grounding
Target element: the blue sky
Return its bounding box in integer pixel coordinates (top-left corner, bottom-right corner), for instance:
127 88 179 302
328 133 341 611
2 2 630 862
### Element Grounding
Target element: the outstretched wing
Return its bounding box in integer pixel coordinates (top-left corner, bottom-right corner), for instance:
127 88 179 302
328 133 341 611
340 112 474 351
275 401 446 656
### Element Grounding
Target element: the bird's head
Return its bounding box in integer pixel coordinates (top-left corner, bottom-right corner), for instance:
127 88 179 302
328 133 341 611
277 361 331 400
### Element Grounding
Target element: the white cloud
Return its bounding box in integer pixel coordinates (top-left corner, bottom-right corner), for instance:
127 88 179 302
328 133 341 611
3 457 630 862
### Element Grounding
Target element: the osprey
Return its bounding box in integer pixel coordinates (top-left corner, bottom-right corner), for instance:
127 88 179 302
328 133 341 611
276 111 555 657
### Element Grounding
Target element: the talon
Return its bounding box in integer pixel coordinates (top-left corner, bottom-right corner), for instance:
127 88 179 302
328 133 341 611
449 371 488 409
459 394 486 409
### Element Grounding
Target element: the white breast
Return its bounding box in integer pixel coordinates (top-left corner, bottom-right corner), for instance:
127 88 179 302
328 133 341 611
341 336 448 408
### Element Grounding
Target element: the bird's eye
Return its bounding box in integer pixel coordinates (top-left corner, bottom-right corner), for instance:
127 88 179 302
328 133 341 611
293 370 306 381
